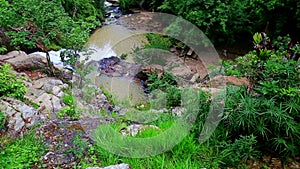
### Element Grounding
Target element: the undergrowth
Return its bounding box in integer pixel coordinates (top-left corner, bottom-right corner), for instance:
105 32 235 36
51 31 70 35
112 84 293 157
0 130 47 168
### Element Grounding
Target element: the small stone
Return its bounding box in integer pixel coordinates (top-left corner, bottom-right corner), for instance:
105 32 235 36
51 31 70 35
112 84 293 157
32 81 44 89
190 73 200 83
51 95 62 113
172 107 185 117
14 113 25 132
49 79 63 85
52 86 61 96
57 91 65 98
122 124 160 137
187 49 193 56
59 83 69 89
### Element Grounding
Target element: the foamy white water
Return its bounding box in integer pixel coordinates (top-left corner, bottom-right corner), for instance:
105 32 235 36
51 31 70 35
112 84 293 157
79 43 117 63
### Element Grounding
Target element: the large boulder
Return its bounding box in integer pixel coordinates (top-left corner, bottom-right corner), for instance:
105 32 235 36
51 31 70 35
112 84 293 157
0 51 47 72
205 75 250 88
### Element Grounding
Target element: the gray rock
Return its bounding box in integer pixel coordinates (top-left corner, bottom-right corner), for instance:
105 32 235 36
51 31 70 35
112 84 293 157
190 73 200 83
51 95 62 112
14 113 25 132
32 80 45 89
52 86 62 96
59 83 69 89
0 51 26 60
49 79 63 86
0 51 47 71
57 91 65 98
171 107 186 117
0 97 40 137
121 124 160 137
87 163 130 169
34 93 62 113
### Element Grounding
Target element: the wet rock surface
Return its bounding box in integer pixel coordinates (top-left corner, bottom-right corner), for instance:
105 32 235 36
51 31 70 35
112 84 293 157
97 56 142 78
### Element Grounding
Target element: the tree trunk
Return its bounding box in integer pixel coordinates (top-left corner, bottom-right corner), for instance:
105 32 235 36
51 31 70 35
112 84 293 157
46 51 55 76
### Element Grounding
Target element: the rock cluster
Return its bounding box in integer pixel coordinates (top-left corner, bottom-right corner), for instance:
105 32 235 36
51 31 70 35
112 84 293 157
25 77 69 116
36 120 92 168
0 97 40 137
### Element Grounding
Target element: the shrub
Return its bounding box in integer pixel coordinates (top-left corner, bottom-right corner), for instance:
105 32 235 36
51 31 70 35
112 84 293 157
222 34 300 157
147 72 181 108
158 0 300 44
58 94 81 120
0 63 27 100
0 0 103 52
218 135 260 168
144 33 173 50
119 0 163 10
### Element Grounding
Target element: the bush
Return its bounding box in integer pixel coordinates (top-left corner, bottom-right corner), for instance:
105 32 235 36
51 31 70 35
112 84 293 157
222 34 300 157
61 0 105 21
147 72 181 108
219 135 260 168
0 0 103 53
0 63 27 100
119 0 163 10
158 0 300 44
58 93 81 120
144 33 173 50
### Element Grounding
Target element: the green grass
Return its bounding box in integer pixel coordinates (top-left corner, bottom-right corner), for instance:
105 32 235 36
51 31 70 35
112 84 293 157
89 133 220 169
0 130 47 169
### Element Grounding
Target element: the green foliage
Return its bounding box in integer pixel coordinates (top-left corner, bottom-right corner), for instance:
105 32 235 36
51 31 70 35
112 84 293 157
253 33 263 45
0 131 47 168
82 85 98 103
120 53 128 60
58 93 81 120
0 112 6 129
0 63 27 100
100 85 116 106
66 131 89 160
147 72 181 108
60 50 79 67
119 0 163 10
0 0 103 52
273 35 292 52
223 34 300 157
0 46 7 54
61 0 105 20
222 86 300 157
144 33 172 50
219 135 260 168
158 0 300 44
90 129 220 168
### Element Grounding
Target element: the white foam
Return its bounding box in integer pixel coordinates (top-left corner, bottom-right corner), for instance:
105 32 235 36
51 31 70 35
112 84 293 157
30 49 66 67
80 43 117 62
30 43 117 67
